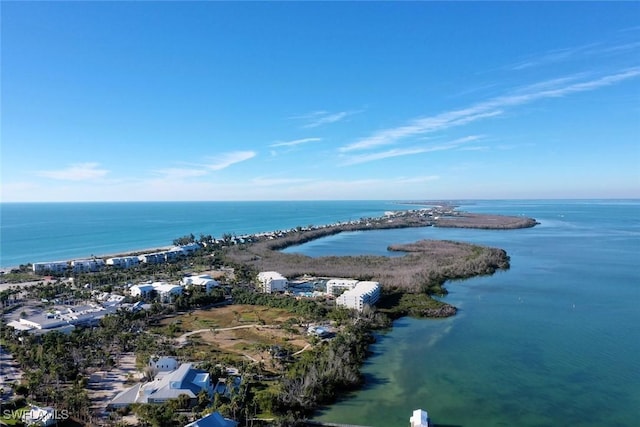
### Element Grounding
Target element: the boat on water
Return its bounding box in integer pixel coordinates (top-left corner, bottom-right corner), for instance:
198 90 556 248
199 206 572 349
410 409 429 427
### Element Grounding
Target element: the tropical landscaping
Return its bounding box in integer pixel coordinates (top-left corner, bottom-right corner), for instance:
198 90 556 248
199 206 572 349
0 207 536 426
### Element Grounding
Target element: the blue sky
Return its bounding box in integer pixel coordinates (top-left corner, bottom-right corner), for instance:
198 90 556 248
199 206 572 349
2 2 639 202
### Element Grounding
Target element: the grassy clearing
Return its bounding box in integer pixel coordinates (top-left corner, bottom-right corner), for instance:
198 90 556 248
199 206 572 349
159 304 297 330
166 304 311 367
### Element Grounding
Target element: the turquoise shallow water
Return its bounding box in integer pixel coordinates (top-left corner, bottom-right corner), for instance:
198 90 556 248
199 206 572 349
0 201 399 267
1 200 638 426
290 200 639 427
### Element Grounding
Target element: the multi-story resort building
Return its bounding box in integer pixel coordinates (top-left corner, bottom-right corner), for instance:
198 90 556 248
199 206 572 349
31 243 202 274
257 271 288 293
326 278 359 296
71 259 106 273
106 256 140 268
335 281 381 311
130 282 183 302
32 261 69 274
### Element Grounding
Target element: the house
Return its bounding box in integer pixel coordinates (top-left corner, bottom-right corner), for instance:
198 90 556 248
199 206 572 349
257 271 288 293
307 325 331 338
410 409 429 427
184 411 238 427
150 356 179 372
181 274 219 293
153 282 183 302
335 281 380 311
102 294 126 307
22 405 57 426
108 363 213 408
32 261 68 274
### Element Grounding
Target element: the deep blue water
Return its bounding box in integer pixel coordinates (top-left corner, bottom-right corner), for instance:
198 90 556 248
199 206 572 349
1 200 638 426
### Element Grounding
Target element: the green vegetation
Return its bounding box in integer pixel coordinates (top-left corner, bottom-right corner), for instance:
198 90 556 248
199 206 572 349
0 207 536 425
231 288 328 320
225 237 509 297
273 307 389 418
0 264 34 284
378 289 456 318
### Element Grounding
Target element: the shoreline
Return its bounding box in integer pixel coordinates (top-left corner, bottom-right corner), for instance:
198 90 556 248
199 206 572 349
0 245 174 274
1 206 539 425
0 200 536 272
1 207 536 278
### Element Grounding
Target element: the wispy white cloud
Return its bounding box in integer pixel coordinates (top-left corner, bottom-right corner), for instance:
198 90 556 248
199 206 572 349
508 39 640 70
340 109 500 153
206 151 256 171
492 67 640 105
151 151 257 180
341 136 482 165
37 163 108 181
270 137 322 148
597 41 640 54
340 68 640 154
510 43 600 71
292 110 362 128
341 147 435 165
510 73 589 94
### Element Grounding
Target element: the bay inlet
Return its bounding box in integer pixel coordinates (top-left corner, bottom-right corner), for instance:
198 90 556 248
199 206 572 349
1 200 637 426
300 201 639 426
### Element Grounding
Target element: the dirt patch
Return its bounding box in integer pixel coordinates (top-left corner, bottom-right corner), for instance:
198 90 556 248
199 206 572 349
87 353 141 415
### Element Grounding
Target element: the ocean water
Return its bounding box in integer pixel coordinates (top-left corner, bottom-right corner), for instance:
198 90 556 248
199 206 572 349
1 200 638 426
297 200 640 427
0 201 400 268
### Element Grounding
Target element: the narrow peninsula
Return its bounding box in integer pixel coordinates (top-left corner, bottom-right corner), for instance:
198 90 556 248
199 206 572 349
0 205 538 426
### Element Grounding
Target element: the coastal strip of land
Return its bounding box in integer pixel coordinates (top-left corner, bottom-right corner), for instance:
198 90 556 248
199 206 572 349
0 205 538 426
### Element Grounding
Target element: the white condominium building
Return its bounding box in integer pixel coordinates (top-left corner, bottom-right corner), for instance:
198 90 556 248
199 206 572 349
71 259 106 273
106 256 140 268
130 282 183 302
257 271 288 293
326 278 359 296
32 261 69 274
335 281 381 311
